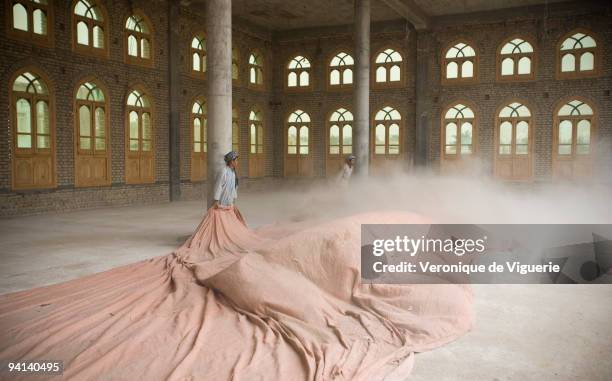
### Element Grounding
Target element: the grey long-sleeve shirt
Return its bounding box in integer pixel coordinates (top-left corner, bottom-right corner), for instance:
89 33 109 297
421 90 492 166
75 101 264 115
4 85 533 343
213 166 238 206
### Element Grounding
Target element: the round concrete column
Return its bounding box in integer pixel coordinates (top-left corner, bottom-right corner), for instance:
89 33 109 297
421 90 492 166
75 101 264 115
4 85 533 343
206 0 233 207
353 0 370 176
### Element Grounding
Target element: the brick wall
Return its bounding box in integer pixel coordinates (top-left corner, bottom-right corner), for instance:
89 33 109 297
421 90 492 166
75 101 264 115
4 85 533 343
1 1 610 216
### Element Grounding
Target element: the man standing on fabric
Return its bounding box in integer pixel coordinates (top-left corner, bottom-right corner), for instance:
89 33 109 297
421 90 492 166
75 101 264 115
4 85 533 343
212 151 239 209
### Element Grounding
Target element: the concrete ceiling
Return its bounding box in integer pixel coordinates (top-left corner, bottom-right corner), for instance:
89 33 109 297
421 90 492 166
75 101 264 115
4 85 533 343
184 0 572 31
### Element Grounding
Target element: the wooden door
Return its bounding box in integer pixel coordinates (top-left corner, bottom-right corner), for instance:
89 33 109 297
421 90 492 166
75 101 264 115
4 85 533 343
248 119 264 178
553 116 593 180
494 104 533 181
285 124 313 177
370 107 402 175
326 109 353 177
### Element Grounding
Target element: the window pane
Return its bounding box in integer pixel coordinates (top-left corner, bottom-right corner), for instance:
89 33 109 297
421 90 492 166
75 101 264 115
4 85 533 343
342 125 352 145
288 72 297 87
141 38 150 59
330 69 340 85
128 35 138 56
250 124 256 146
461 61 473 78
580 52 594 71
375 124 386 147
299 126 308 147
515 145 528 155
193 118 201 142
36 101 49 135
461 122 472 145
142 140 152 151
193 142 200 153
518 57 531 74
299 146 308 155
375 145 385 154
129 111 138 139
461 145 472 154
36 135 49 149
16 99 31 133
95 138 105 150
95 108 105 137
79 105 91 137
501 57 514 76
376 67 386 82
80 137 91 150
499 121 512 145
329 125 339 145
142 113 151 139
561 54 575 72
33 9 47 35
250 67 256 83
516 121 529 145
18 134 32 148
330 146 339 154
388 146 399 155
257 126 263 145
288 146 296 154
343 68 353 84
499 145 511 155
343 146 352 154
577 120 590 146
13 4 28 31
558 120 572 144
77 21 89 45
129 139 139 151
390 65 400 82
257 68 263 84
93 26 104 48
299 71 309 87
389 124 399 145
445 123 457 145
447 62 458 78
287 126 297 146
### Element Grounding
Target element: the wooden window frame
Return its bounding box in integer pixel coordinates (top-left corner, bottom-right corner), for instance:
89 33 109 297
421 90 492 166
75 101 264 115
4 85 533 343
556 29 601 80
232 105 240 153
190 96 206 182
190 32 206 78
71 0 109 59
496 36 537 82
441 40 479 86
125 86 155 184
9 67 56 190
372 46 405 89
248 49 265 90
326 106 354 157
327 50 354 91
440 102 478 159
249 108 264 155
6 0 54 47
493 100 534 181
124 11 154 68
285 54 313 92
73 79 111 187
371 105 403 158
552 97 597 172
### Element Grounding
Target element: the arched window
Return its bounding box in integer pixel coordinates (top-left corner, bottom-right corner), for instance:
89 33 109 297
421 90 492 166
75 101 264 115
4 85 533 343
73 0 107 57
287 55 311 89
232 106 239 152
125 13 153 65
557 31 599 79
191 34 206 75
329 51 354 88
191 98 206 181
285 110 312 177
375 48 403 85
75 81 110 186
249 108 264 178
125 88 154 184
495 102 533 180
249 51 264 87
8 0 53 45
553 99 595 179
442 42 477 83
287 110 310 155
498 37 534 81
373 106 401 155
328 108 353 155
443 104 475 156
11 70 55 189
232 46 239 82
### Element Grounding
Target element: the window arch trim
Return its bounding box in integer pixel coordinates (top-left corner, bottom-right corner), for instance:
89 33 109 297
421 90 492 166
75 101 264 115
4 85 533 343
372 46 405 88
327 49 355 91
440 100 479 159
71 0 110 58
555 28 601 80
441 39 479 85
285 53 313 91
496 35 537 82
123 10 154 68
7 0 55 46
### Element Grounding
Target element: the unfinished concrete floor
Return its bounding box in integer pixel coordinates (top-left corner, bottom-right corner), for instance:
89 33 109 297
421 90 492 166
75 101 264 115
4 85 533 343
1 184 611 381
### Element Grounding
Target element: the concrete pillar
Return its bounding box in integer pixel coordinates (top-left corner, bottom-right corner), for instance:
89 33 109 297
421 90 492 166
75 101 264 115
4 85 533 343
168 1 181 200
353 0 370 176
206 0 232 207
414 31 431 167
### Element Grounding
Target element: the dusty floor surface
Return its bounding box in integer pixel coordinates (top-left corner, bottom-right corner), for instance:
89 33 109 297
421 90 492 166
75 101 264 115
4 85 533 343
1 188 611 380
